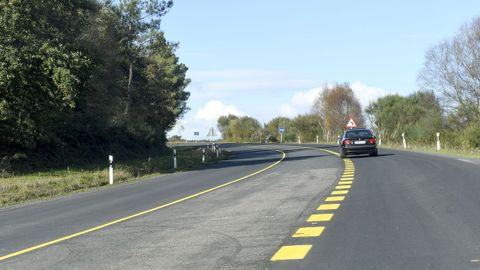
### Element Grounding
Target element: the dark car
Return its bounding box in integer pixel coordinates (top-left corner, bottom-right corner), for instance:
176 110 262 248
338 128 377 158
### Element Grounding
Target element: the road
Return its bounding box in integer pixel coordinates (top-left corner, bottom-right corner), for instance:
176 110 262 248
1 144 480 269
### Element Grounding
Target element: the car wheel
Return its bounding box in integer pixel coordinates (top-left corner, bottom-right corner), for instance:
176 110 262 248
340 150 346 158
370 150 378 157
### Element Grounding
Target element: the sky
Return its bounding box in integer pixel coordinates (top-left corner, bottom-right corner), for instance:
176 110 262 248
161 0 479 139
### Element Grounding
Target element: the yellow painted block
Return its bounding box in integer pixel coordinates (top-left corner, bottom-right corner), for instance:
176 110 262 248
271 245 312 261
338 181 353 185
292 226 325 237
342 174 354 178
307 213 334 222
335 185 351 189
317 203 340 210
331 190 348 195
325 196 345 202
340 177 354 181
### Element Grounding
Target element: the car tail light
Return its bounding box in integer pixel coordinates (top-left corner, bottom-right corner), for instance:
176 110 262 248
344 139 351 145
368 138 376 144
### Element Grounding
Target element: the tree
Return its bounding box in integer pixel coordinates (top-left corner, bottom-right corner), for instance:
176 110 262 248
114 0 174 115
418 17 480 122
217 115 239 141
265 117 293 142
0 0 191 171
366 91 443 144
217 115 262 142
312 83 364 141
291 114 323 142
0 0 95 155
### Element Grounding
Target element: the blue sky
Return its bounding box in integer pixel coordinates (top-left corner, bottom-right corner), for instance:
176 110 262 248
162 0 479 139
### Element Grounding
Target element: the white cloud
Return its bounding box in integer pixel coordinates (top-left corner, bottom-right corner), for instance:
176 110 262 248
351 81 387 107
277 87 323 118
195 100 244 121
291 87 323 108
169 100 244 140
278 104 298 118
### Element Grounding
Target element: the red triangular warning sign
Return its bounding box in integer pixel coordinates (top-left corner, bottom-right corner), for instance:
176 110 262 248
346 118 357 128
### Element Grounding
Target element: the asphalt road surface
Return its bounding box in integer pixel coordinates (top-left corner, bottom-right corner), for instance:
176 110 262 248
1 144 480 270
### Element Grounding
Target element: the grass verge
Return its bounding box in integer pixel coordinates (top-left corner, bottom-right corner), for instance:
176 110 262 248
0 146 228 208
378 143 480 159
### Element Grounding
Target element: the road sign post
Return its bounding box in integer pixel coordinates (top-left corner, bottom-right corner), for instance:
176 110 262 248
436 132 440 151
173 149 177 170
108 155 113 185
279 127 285 143
194 131 199 143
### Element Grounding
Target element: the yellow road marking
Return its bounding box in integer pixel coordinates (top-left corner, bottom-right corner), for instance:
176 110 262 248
316 148 340 157
271 245 312 261
338 181 353 185
340 177 354 181
0 150 286 262
317 203 340 210
331 190 348 195
342 174 354 177
292 227 325 237
308 213 334 222
325 196 345 202
335 185 351 189
344 169 355 172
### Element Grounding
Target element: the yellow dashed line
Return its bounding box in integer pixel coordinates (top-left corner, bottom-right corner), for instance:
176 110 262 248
317 203 340 210
325 196 345 202
338 181 353 185
307 213 334 222
271 245 312 261
331 190 348 195
271 148 359 265
292 227 325 237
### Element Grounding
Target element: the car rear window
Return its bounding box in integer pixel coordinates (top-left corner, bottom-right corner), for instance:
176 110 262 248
345 130 372 139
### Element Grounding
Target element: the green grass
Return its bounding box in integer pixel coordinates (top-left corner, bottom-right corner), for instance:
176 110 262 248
0 146 228 207
378 143 480 159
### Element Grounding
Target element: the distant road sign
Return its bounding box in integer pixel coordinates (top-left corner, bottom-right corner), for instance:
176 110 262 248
207 127 216 137
194 131 200 136
346 118 357 128
279 127 285 133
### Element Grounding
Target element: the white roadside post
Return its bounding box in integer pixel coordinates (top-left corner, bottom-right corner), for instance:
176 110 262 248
173 149 177 170
436 132 441 151
378 132 382 146
316 135 319 144
402 133 407 149
298 136 301 144
108 155 113 185
216 145 220 158
202 148 206 163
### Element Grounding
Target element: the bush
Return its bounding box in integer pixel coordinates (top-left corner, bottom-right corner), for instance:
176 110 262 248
460 124 480 150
